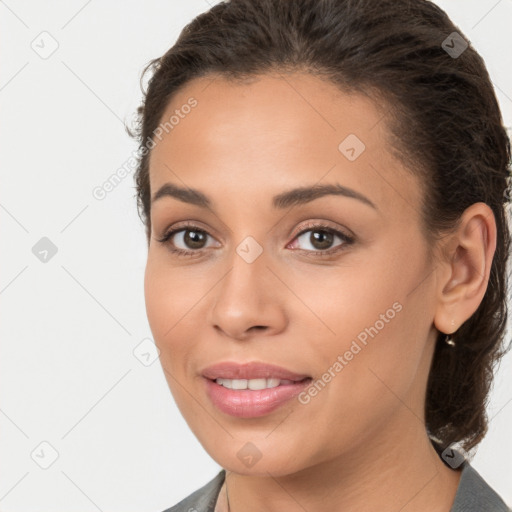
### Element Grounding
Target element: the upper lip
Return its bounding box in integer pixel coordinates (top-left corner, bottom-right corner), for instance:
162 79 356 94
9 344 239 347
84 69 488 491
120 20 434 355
201 362 311 381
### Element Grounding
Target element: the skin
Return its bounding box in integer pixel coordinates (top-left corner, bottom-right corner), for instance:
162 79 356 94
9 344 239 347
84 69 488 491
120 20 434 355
144 72 497 512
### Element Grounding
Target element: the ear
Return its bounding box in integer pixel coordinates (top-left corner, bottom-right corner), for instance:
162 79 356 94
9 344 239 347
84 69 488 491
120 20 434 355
433 202 497 335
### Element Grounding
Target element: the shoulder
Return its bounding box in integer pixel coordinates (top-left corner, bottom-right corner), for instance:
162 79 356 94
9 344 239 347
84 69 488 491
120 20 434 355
161 469 226 512
451 461 511 512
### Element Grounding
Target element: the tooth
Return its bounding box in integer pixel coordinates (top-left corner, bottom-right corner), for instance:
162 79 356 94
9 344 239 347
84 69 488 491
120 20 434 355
266 378 281 388
214 378 295 390
217 378 233 389
248 378 267 390
231 379 248 390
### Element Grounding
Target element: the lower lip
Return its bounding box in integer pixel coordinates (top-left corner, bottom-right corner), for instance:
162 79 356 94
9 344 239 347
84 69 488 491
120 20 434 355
203 377 312 418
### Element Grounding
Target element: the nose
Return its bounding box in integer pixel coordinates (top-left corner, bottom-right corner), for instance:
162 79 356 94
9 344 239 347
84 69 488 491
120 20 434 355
208 249 288 341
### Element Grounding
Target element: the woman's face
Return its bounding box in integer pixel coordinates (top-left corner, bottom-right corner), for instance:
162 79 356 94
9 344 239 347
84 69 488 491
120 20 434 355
144 72 441 476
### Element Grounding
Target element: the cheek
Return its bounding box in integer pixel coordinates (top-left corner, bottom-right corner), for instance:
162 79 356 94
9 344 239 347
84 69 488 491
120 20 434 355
144 262 197 412
297 307 421 454
143 257 195 363
296 248 427 410
144 258 172 340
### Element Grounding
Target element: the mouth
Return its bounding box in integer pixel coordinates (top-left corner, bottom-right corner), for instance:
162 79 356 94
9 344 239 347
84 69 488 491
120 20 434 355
202 367 313 418
208 376 312 390
201 360 311 382
200 361 313 417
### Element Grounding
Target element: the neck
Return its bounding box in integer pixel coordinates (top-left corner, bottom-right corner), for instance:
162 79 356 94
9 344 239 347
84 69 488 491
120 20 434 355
223 417 462 512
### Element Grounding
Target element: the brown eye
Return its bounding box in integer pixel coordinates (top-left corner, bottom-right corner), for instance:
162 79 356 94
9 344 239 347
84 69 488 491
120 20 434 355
177 229 208 249
301 230 335 250
293 226 352 253
156 224 219 257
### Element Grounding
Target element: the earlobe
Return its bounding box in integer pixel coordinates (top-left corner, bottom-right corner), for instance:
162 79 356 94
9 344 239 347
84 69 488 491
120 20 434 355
433 202 497 335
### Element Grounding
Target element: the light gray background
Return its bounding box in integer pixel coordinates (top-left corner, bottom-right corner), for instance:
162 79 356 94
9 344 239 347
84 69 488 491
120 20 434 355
1 1 511 511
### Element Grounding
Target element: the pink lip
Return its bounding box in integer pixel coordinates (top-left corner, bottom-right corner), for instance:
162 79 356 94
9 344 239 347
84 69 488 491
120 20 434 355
201 361 310 381
203 378 312 418
201 361 312 418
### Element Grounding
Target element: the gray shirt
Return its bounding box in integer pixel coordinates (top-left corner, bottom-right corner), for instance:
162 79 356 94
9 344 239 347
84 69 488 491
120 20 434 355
162 462 511 512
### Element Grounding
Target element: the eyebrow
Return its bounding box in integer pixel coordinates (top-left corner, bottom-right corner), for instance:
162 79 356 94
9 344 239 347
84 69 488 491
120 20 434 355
151 182 377 211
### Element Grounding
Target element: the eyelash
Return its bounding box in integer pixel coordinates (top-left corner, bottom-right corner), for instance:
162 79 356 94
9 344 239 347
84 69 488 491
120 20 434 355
156 221 355 259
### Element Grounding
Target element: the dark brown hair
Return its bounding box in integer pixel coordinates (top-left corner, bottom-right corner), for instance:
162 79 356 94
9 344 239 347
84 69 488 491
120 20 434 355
128 0 512 452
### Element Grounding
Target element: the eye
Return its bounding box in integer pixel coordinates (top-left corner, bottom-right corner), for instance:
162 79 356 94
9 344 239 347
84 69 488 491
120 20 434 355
288 222 354 256
156 221 355 258
156 224 219 257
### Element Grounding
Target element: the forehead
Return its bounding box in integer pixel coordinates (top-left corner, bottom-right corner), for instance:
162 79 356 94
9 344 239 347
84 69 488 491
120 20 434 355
151 72 386 159
148 72 421 214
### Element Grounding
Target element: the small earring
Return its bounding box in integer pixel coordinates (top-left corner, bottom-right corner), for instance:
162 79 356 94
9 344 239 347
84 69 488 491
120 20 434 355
445 334 456 346
444 320 456 346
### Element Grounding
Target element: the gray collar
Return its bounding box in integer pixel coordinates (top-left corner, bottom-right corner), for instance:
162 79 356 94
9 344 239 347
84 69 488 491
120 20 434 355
164 462 510 512
450 461 510 512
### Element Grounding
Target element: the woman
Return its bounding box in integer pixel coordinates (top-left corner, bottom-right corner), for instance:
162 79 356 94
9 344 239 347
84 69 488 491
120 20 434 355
128 0 512 510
